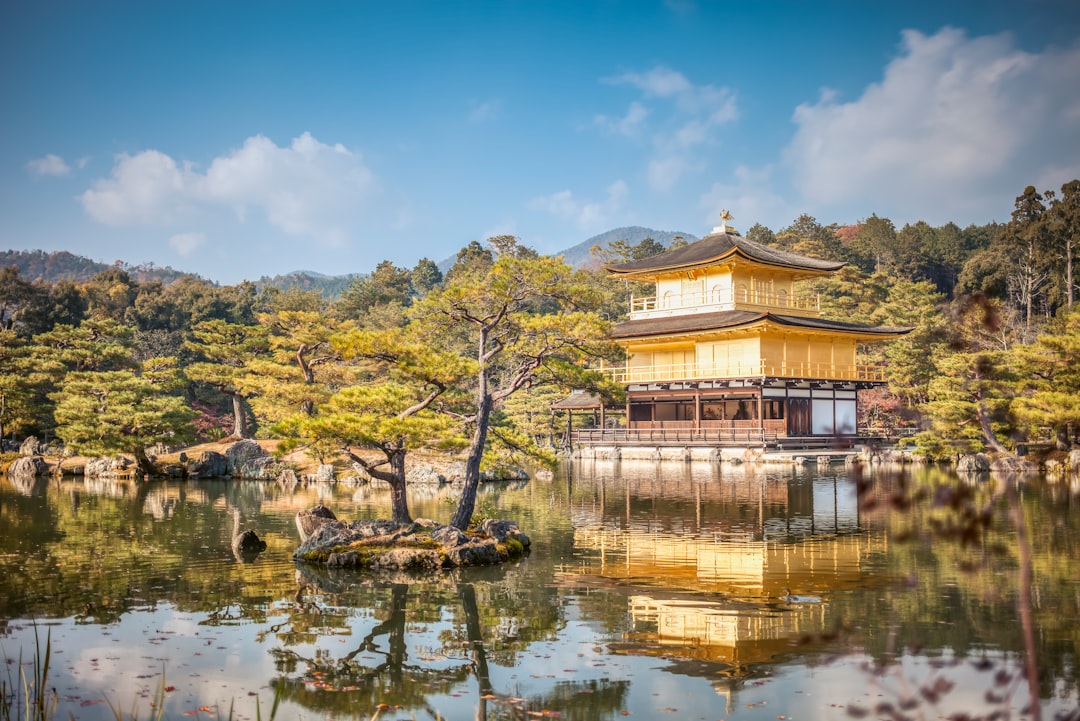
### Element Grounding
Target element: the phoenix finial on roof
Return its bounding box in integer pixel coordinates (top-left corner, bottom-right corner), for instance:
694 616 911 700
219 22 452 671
715 208 734 234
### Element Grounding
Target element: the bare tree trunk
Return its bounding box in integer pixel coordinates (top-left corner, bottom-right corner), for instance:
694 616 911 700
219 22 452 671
452 324 494 531
133 447 156 477
451 392 492 530
388 450 411 523
459 582 494 701
1067 234 1075 309
230 393 248 438
1005 477 1042 721
296 346 316 416
345 444 412 523
976 401 1009 454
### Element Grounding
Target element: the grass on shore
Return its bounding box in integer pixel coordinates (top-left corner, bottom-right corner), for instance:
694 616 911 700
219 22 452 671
2 626 283 721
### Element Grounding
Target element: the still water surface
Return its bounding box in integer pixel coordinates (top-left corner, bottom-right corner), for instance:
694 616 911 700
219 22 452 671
1 460 1078 720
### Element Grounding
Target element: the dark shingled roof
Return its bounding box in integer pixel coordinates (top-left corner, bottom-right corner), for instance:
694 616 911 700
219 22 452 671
610 309 911 340
606 231 845 275
551 390 603 410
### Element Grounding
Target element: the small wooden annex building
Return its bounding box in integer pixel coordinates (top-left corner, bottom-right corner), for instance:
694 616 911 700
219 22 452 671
586 216 910 448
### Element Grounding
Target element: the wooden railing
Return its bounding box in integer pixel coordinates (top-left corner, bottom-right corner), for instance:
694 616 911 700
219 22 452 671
570 424 870 449
573 424 780 447
629 288 819 316
599 360 886 383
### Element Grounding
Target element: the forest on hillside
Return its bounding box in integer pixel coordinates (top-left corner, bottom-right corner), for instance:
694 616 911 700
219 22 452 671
1 179 1079 480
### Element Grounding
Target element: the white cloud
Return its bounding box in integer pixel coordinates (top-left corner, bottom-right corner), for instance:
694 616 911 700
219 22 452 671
80 150 195 224
602 65 738 190
611 66 693 98
79 132 381 247
699 164 792 232
469 99 502 124
594 101 650 138
648 156 693 192
784 27 1080 224
529 180 629 231
27 153 72 177
168 232 206 256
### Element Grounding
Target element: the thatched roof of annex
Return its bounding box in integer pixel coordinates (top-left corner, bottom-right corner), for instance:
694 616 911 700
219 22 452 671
550 390 604 410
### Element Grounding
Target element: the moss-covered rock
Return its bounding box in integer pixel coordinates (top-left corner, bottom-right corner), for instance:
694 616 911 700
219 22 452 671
292 510 531 571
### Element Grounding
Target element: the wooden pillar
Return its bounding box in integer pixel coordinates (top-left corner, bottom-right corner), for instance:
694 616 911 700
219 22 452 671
694 391 701 430
757 390 765 440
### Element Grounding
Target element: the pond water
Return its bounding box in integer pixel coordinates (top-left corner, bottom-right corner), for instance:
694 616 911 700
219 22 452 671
1 460 1078 720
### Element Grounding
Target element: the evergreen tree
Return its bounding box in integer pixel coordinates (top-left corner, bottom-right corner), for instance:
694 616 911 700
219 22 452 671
0 267 37 331
32 318 136 373
1045 179 1080 311
444 241 495 283
1012 309 1080 449
184 320 269 438
0 330 44 440
870 277 949 406
848 214 897 273
1005 186 1052 337
335 260 414 323
81 267 139 322
277 327 471 523
410 258 443 298
412 242 621 530
246 310 355 421
18 279 88 336
916 299 1019 456
919 350 1016 456
51 360 196 474
779 214 843 260
630 237 665 260
744 223 777 248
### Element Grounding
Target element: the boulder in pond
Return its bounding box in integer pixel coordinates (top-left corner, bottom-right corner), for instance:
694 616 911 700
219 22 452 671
232 529 268 563
225 440 270 477
990 455 1039 474
405 464 444 485
187 451 228 478
19 436 42 456
957 453 991 473
296 504 337 542
84 456 133 478
7 455 48 478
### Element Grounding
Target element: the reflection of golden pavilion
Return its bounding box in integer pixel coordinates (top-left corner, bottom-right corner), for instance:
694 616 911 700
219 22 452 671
572 530 881 597
564 461 888 669
627 595 826 665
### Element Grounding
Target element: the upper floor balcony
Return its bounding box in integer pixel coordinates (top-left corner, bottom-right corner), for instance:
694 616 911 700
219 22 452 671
629 287 819 320
599 359 887 384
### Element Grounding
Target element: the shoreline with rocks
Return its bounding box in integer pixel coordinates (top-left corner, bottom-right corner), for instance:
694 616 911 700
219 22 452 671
293 505 531 570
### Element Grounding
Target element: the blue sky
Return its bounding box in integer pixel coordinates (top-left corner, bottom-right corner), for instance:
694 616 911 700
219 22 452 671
3 1 1079 285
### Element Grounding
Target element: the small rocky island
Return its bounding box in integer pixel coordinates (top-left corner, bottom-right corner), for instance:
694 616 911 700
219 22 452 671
293 505 531 570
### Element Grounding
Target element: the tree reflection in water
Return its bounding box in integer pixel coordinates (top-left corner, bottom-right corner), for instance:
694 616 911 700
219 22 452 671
3 464 1080 719
266 565 631 720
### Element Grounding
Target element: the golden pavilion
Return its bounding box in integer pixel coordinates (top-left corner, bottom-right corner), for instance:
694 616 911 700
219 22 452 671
595 216 910 445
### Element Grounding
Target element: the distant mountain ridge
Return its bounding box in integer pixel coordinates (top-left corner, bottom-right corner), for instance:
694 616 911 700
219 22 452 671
254 270 363 298
3 225 698 291
0 249 196 284
436 225 698 273
558 226 699 268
